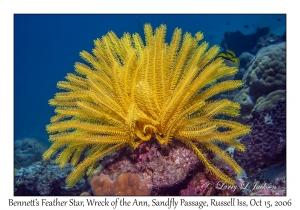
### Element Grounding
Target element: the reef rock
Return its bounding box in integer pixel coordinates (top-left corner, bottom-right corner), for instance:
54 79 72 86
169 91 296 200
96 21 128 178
14 138 48 169
220 27 270 57
247 176 286 196
87 139 241 196
252 32 286 55
234 100 286 178
179 158 243 196
14 160 86 195
97 140 199 192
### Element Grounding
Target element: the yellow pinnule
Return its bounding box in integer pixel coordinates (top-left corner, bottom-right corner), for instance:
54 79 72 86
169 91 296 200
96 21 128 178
44 23 251 188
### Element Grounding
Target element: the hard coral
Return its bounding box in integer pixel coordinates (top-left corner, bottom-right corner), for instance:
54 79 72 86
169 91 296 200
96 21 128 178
238 52 254 69
235 42 286 118
254 90 285 112
247 42 286 96
89 172 151 196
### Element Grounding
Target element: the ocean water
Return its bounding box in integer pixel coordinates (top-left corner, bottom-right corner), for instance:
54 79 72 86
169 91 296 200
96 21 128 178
14 14 286 146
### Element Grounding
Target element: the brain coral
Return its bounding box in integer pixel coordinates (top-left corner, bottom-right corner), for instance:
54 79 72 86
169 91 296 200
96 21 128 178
235 42 286 117
254 89 286 112
246 42 286 97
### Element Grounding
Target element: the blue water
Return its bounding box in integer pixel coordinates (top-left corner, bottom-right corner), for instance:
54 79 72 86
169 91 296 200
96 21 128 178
14 14 286 146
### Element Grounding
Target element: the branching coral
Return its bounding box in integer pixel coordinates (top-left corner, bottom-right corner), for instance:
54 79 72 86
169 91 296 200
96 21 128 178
43 24 251 188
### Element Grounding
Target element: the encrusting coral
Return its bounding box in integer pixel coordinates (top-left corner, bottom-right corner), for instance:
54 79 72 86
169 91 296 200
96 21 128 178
43 24 251 188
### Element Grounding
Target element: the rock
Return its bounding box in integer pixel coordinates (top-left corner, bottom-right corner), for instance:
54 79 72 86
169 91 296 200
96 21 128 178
234 100 286 178
14 138 48 169
98 139 199 191
220 27 270 57
14 160 86 195
88 139 242 195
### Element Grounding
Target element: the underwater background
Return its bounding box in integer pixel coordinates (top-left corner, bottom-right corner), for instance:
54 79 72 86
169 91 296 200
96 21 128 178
14 14 286 145
14 14 286 196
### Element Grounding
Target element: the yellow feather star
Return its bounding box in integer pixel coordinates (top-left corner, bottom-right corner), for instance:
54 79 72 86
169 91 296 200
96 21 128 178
43 24 251 188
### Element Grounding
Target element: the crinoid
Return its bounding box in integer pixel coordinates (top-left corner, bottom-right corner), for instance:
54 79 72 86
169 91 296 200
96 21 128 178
43 24 251 187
